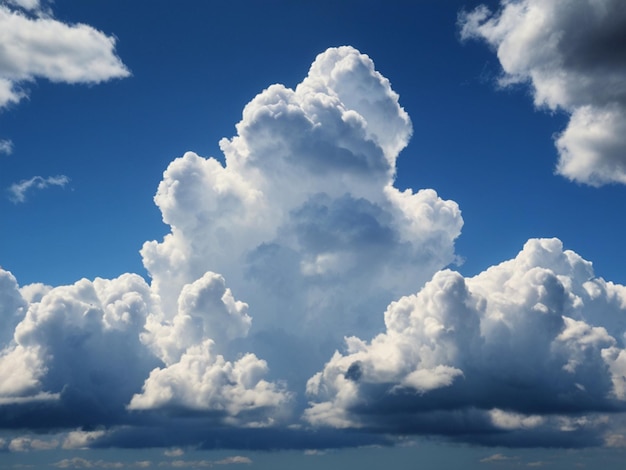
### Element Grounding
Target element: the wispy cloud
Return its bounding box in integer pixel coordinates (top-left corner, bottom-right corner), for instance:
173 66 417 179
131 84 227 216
480 453 519 463
0 139 13 155
8 175 69 203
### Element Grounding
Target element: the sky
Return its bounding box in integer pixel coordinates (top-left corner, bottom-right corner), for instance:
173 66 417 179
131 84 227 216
1 0 626 468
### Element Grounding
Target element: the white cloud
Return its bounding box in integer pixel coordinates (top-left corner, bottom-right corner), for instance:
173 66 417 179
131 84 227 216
141 46 462 390
215 456 252 465
62 430 107 450
53 458 126 469
0 45 463 446
305 238 626 445
0 3 129 109
5 0 41 11
0 273 161 411
0 138 13 155
8 175 69 203
9 436 58 452
128 340 292 424
164 448 184 457
459 0 626 186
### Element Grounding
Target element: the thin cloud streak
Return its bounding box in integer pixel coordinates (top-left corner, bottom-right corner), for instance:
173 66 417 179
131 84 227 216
8 175 69 203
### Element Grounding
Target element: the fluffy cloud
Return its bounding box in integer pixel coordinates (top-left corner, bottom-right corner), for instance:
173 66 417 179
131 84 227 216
305 238 626 446
0 274 161 423
141 46 462 390
8 175 69 202
0 2 129 109
0 45 462 446
460 0 626 186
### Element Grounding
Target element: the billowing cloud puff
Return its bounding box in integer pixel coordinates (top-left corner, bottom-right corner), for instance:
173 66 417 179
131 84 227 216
0 268 289 428
306 238 626 446
0 2 129 109
459 0 626 186
0 273 160 419
141 46 463 387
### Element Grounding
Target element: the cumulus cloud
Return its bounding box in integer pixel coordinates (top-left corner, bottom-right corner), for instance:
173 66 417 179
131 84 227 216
306 238 626 446
459 0 626 186
141 46 462 393
0 45 463 447
0 2 129 109
62 430 108 450
8 175 69 203
9 436 59 452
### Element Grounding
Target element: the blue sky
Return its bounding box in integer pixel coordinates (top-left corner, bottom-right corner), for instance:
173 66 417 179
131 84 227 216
2 0 626 468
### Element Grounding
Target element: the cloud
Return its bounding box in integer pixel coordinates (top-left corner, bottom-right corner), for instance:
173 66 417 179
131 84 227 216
62 430 108 450
459 0 626 186
141 46 462 393
53 458 129 469
0 3 129 110
480 453 518 463
0 46 462 448
2 44 626 452
9 436 59 452
5 0 41 11
0 139 13 155
7 175 69 203
164 448 184 457
305 238 626 446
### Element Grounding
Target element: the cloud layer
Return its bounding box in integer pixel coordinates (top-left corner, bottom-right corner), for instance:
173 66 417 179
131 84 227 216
2 44 626 451
460 0 626 186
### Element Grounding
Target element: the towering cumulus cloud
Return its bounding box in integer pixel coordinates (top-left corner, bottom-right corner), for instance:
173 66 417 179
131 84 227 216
0 46 462 442
140 46 463 386
460 0 626 186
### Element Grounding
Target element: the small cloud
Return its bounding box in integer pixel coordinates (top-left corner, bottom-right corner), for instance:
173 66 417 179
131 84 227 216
304 449 326 456
164 448 184 457
605 433 626 447
5 0 41 12
62 430 107 450
0 139 13 155
527 462 546 468
9 436 59 452
53 458 125 469
215 456 252 465
8 175 69 203
480 453 518 463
